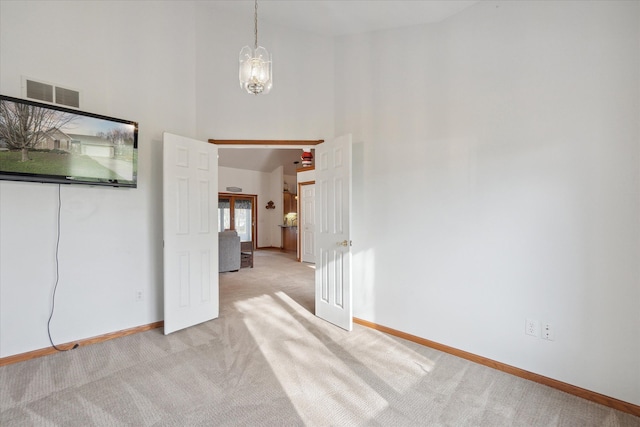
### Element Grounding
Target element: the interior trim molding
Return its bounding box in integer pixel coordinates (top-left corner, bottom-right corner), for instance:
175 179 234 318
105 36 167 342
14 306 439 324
353 317 640 417
296 166 315 173
209 139 324 146
0 321 164 367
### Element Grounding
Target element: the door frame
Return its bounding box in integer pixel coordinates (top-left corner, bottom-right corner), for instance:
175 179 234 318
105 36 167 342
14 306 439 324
209 139 352 331
212 140 324 252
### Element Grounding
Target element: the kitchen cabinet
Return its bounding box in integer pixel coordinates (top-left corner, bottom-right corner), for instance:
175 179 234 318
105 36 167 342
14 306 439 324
282 226 297 253
282 192 298 253
283 191 297 214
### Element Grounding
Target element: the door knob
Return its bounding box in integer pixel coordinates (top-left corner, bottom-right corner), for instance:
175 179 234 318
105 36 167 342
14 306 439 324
337 240 351 247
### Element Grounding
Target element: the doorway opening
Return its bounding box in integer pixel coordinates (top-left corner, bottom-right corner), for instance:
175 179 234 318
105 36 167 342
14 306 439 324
163 134 352 333
215 143 319 316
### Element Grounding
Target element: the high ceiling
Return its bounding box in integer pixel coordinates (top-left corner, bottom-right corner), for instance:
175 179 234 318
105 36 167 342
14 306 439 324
218 147 310 176
214 1 479 175
209 1 479 37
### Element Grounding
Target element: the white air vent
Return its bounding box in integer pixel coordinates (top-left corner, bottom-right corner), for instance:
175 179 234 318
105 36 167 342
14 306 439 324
25 80 53 103
54 86 80 108
22 77 80 108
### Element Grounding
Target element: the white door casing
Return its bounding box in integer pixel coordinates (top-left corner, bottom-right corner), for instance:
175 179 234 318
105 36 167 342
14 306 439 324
301 183 316 264
315 134 352 331
163 132 219 335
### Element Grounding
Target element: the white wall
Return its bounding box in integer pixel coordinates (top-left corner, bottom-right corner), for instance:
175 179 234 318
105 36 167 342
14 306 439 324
297 169 315 185
193 2 335 142
337 0 640 405
0 0 197 357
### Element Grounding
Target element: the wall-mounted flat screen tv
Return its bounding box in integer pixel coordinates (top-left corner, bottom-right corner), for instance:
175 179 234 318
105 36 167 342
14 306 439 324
0 95 138 188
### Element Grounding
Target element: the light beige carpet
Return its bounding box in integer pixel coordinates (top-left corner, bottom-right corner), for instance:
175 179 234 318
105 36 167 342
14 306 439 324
1 250 638 426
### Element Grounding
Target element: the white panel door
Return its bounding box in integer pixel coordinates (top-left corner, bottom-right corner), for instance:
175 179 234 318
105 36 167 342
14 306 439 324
315 134 352 331
301 183 316 264
163 132 219 335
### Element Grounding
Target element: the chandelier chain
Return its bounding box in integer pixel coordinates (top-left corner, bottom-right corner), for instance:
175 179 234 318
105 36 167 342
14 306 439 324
254 0 258 49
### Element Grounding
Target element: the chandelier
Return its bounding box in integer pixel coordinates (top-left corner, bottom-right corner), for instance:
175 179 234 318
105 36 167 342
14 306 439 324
239 0 272 95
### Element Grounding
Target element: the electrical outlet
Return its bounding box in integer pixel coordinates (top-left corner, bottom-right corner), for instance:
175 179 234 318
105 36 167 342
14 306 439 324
525 318 540 337
135 290 143 301
542 323 554 340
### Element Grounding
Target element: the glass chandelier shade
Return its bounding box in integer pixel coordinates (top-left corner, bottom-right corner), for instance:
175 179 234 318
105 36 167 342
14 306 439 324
239 0 272 95
239 45 272 95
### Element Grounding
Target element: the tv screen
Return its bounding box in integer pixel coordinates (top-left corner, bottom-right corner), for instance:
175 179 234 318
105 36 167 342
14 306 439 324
0 95 138 188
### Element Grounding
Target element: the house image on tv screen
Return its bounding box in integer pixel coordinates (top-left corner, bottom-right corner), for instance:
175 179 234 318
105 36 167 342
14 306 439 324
36 128 122 158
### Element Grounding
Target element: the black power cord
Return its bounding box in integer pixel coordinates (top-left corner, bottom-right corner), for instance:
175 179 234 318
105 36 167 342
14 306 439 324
47 184 79 352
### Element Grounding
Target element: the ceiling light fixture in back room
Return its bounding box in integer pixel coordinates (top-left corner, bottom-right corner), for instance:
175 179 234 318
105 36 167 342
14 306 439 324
239 0 272 95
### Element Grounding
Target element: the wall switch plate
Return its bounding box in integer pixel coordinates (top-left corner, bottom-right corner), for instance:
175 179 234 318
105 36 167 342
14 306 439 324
525 318 540 337
542 323 554 340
